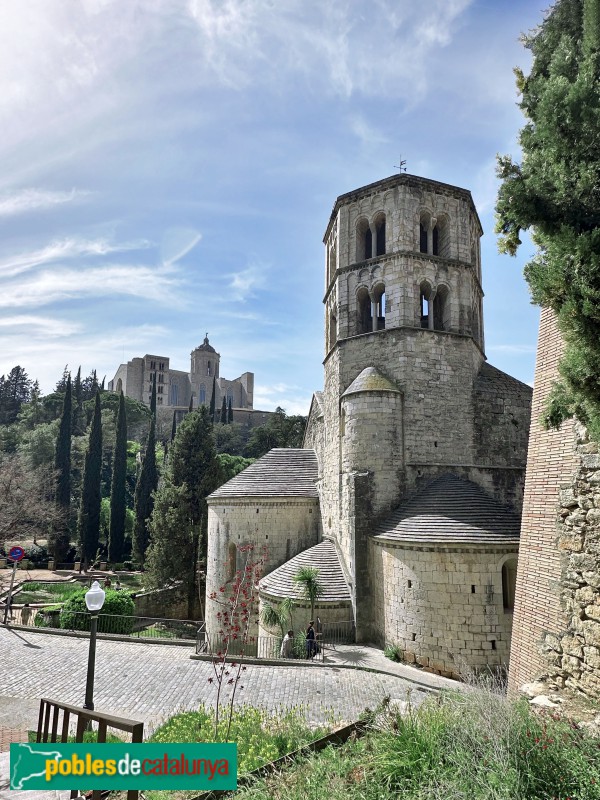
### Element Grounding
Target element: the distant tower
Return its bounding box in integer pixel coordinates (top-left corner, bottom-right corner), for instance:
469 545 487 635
190 335 220 408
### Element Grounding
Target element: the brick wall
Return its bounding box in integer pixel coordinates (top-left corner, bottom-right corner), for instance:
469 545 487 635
508 308 577 694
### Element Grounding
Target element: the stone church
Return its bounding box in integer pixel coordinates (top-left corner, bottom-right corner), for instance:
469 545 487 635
108 336 269 427
206 173 533 678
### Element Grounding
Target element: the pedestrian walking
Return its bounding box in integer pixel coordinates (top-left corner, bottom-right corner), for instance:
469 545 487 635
280 630 294 658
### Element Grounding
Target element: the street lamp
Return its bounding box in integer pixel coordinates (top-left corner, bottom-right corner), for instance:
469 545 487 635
83 581 106 712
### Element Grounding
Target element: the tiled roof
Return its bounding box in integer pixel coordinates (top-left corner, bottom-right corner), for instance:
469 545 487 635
474 362 532 397
342 367 401 397
374 474 520 545
208 448 319 499
260 540 351 603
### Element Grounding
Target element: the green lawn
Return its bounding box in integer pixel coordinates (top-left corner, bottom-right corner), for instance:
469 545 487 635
16 581 84 605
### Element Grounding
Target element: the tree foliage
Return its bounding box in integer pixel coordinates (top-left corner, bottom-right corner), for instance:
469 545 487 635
0 366 34 426
109 391 128 563
54 374 72 509
77 391 103 563
145 406 221 615
132 417 157 564
0 453 64 546
496 0 600 437
244 407 307 458
292 567 324 621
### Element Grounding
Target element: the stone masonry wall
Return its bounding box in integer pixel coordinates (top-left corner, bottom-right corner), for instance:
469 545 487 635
370 540 517 677
539 422 600 698
508 309 577 696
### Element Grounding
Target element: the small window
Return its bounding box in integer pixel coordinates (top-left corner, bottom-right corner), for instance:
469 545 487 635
150 360 156 370
158 397 163 404
199 385 206 404
159 362 165 371
502 559 518 611
432 225 439 256
207 360 211 376
419 224 428 253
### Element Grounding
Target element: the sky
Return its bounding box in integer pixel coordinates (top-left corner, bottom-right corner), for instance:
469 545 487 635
0 0 547 415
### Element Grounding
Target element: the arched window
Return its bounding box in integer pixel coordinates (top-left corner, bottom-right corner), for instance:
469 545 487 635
419 282 432 328
207 360 211 376
433 285 450 331
419 224 428 253
328 310 337 348
432 225 439 255
357 287 372 334
171 383 179 406
419 211 431 254
356 218 371 262
433 216 450 258
199 384 206 404
502 559 518 611
373 284 385 330
328 240 337 284
374 214 386 256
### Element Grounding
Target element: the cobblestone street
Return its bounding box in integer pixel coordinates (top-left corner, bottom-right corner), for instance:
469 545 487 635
0 627 429 735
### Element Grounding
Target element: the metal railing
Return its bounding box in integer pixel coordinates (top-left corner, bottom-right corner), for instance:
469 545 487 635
7 607 200 642
37 697 143 800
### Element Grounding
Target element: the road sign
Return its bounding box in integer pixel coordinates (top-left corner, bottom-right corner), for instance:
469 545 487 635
8 546 25 562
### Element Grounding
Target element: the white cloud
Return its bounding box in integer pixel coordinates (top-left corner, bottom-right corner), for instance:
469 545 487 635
0 315 82 337
0 264 182 309
227 265 266 302
253 382 311 416
0 237 152 278
0 188 91 217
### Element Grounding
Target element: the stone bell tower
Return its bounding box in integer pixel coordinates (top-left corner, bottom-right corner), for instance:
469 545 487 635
316 174 488 636
190 335 220 408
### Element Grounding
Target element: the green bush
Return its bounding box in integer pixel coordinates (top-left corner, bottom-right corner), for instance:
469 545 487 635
59 589 135 634
384 644 403 663
150 705 326 774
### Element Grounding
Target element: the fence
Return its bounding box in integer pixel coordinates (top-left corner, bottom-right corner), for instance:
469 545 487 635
8 607 200 642
37 697 143 800
197 621 356 661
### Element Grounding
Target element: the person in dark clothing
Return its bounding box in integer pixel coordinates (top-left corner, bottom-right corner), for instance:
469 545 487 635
306 620 316 659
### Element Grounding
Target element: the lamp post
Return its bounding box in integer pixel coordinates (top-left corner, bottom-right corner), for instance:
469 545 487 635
84 581 106 712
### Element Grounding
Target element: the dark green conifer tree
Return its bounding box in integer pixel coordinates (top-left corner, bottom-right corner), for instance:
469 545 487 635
77 391 102 564
220 396 227 424
150 372 157 416
209 378 216 421
227 397 233 424
72 366 84 435
171 411 177 442
50 373 72 562
108 391 128 563
189 395 194 412
132 418 158 564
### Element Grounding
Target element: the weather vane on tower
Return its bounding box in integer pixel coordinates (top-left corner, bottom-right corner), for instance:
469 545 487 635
394 156 407 173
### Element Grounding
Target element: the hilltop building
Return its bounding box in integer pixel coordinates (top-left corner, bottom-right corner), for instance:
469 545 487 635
108 336 269 427
206 174 532 678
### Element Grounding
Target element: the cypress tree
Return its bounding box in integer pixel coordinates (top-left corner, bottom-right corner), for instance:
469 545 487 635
220 396 227 424
189 395 194 412
108 391 128 563
171 411 177 442
133 417 158 564
50 373 72 562
209 378 216 421
72 366 84 435
77 391 103 565
150 372 157 416
227 397 233 424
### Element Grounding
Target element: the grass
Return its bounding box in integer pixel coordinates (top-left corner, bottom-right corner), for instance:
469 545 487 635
232 683 600 800
16 581 83 604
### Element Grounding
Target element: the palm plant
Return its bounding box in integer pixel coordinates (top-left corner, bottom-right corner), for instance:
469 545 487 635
260 596 294 638
293 567 324 621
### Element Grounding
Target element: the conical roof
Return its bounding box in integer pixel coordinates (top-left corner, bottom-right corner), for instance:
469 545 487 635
194 335 217 354
374 474 520 546
342 367 401 398
260 540 351 603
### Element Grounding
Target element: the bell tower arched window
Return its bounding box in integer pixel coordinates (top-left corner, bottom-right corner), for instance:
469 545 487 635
419 282 432 329
373 284 386 330
374 214 386 256
199 384 206 404
357 288 372 334
433 285 450 331
419 224 428 253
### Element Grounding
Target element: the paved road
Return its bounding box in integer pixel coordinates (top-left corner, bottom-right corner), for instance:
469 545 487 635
0 627 428 735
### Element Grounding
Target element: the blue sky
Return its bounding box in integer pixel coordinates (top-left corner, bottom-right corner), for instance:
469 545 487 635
0 0 546 414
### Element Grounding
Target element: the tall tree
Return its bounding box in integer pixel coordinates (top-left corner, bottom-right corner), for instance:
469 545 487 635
227 397 233 424
77 391 103 564
496 0 600 437
109 391 128 563
72 366 85 436
132 417 158 564
209 378 216 421
171 411 177 442
293 567 324 622
50 374 72 563
0 366 33 425
189 394 194 413
150 372 157 416
145 406 221 615
220 396 227 424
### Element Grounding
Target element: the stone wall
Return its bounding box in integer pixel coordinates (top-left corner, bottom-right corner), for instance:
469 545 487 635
538 423 600 698
370 540 517 677
205 497 320 639
134 585 201 620
508 309 577 696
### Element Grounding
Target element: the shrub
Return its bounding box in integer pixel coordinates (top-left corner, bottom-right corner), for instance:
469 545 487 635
60 589 135 634
384 644 403 663
26 544 49 565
